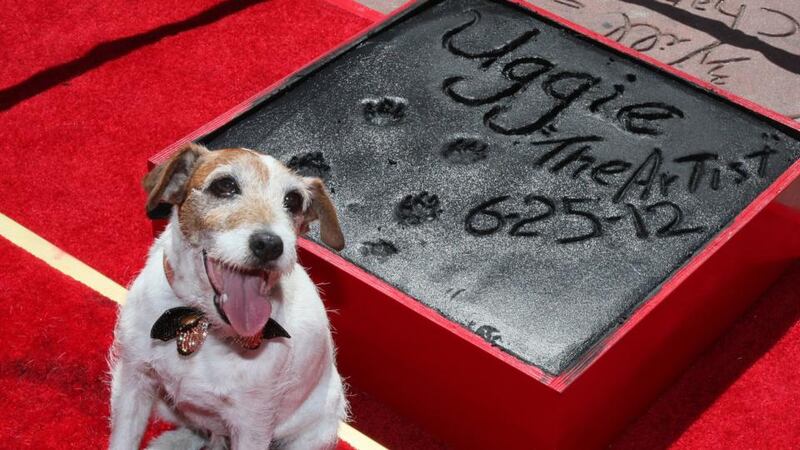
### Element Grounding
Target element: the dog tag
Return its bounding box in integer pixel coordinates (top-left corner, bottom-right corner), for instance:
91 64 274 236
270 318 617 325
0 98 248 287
176 319 210 356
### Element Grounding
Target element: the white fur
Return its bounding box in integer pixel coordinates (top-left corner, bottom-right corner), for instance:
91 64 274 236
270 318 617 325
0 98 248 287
109 152 346 450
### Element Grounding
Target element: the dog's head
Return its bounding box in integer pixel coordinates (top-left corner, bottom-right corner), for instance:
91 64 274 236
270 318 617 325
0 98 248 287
143 143 343 336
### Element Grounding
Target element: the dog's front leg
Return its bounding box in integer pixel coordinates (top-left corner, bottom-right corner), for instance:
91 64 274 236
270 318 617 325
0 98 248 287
109 359 155 450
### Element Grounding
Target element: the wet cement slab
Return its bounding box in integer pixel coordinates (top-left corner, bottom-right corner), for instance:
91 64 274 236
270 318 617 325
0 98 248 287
200 0 800 374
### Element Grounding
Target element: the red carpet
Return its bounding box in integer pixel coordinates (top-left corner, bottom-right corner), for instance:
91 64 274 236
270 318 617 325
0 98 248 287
614 263 800 449
0 0 371 285
1 0 800 448
0 0 224 92
0 239 117 448
347 388 447 450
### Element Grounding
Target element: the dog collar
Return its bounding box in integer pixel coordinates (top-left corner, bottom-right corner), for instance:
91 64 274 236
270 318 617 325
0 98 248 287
156 254 290 356
151 306 290 356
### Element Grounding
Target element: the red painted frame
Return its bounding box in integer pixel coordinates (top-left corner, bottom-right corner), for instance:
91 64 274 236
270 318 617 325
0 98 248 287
151 1 800 448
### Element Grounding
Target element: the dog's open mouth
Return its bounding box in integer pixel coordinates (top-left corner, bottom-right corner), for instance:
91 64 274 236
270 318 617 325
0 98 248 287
204 255 276 337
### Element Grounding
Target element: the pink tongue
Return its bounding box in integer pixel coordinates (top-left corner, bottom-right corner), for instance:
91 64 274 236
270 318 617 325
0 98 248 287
208 261 272 337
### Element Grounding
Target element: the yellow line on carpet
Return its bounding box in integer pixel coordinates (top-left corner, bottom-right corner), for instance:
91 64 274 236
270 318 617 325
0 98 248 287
0 212 387 450
0 213 128 304
339 423 388 450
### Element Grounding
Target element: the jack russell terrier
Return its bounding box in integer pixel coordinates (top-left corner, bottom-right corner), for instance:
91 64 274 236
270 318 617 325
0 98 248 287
109 143 347 450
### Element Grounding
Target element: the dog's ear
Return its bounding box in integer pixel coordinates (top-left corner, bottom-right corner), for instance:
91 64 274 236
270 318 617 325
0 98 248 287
303 177 345 251
143 143 207 218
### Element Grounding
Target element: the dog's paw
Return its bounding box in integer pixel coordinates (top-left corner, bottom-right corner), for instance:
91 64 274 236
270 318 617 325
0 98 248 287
146 428 207 450
361 96 408 125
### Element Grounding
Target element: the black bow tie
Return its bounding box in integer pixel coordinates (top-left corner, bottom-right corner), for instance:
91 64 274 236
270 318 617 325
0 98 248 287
151 307 290 356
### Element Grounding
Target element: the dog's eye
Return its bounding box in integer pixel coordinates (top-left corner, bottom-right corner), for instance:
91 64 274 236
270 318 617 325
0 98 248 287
208 176 240 198
283 190 303 214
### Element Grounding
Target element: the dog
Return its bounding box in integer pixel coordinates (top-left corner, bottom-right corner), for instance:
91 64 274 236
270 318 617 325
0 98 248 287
109 143 347 450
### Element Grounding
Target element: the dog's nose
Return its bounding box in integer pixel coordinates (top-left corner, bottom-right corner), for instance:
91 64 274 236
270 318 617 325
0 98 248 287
249 231 283 262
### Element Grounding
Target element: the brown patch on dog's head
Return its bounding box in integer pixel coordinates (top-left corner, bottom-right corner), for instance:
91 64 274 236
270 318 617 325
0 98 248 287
143 143 208 217
177 148 277 239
